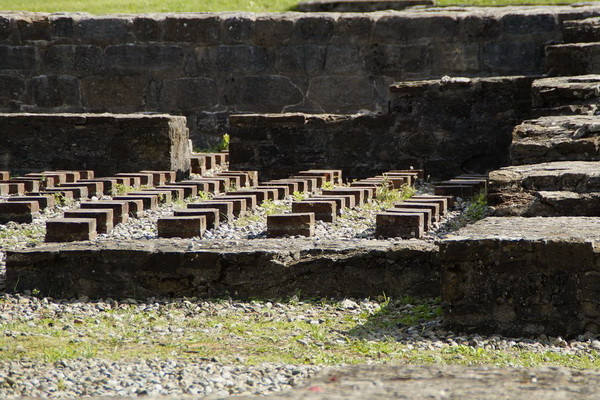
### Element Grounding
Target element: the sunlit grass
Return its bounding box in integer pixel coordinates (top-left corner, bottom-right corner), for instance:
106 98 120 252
0 0 593 14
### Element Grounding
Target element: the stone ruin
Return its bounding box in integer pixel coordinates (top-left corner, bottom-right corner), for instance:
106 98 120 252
0 4 599 339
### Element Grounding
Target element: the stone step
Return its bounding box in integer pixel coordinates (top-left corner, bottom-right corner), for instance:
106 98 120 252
531 75 600 117
440 216 600 338
510 116 600 165
488 161 600 216
563 17 600 43
545 43 600 77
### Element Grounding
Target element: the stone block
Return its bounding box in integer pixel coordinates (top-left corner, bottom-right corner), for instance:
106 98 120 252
440 217 600 338
0 46 36 70
45 218 97 242
45 186 88 199
43 45 104 74
63 209 114 234
292 201 336 222
0 201 39 223
61 181 104 197
140 170 176 185
385 207 432 230
80 75 148 110
213 195 257 209
105 44 185 72
159 77 219 110
321 188 365 206
274 45 325 73
188 201 234 222
80 201 129 225
74 17 132 45
160 184 197 199
395 201 440 223
307 76 375 112
375 212 424 239
435 185 475 198
0 114 190 178
313 195 354 210
191 155 206 175
409 196 449 215
217 172 250 188
153 186 185 201
267 213 315 238
173 208 219 230
164 16 220 44
256 185 289 199
226 189 271 203
261 181 298 193
29 75 81 108
110 197 144 217
113 195 158 211
115 173 154 187
236 75 304 113
157 216 206 239
134 190 171 204
4 179 39 193
7 195 55 210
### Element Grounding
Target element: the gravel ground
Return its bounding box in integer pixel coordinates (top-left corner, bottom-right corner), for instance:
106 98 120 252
0 294 599 398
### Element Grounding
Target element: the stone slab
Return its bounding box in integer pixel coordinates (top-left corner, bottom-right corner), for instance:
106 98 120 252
0 113 190 178
440 216 600 337
488 161 600 216
511 115 600 165
6 238 439 300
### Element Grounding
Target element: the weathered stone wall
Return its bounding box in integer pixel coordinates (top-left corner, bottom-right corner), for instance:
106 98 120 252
440 217 600 338
5 238 440 300
0 113 191 177
229 76 534 180
1 6 600 146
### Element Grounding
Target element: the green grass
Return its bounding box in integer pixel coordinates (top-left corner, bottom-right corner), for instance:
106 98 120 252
0 0 592 14
0 296 598 369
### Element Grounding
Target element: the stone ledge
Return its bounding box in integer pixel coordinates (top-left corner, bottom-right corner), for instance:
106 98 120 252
441 217 600 338
6 238 439 300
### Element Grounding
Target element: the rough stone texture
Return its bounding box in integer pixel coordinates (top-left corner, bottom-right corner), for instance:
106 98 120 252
210 364 600 399
531 75 600 117
546 43 600 77
296 0 434 12
0 7 598 146
0 113 191 178
564 16 600 43
230 76 533 180
5 239 439 300
510 115 600 165
440 217 600 338
488 161 600 216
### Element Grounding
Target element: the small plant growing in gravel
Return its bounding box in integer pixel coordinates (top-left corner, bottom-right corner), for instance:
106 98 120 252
321 181 334 190
292 191 307 201
260 199 290 215
112 183 135 195
465 190 488 221
368 183 417 210
216 133 230 151
195 191 211 201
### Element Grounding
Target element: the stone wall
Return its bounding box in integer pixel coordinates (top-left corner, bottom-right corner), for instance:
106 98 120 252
229 76 534 180
5 238 440 300
1 6 600 146
440 217 600 338
0 113 191 177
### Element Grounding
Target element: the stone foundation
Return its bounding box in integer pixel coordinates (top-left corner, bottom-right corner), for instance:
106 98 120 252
440 217 600 338
1 6 600 146
0 113 190 177
230 76 533 180
6 239 440 300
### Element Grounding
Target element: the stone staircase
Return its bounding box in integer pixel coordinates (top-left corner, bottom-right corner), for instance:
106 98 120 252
488 21 600 218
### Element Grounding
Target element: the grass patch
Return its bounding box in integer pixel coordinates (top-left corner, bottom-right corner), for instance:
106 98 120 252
0 296 598 369
0 0 590 13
